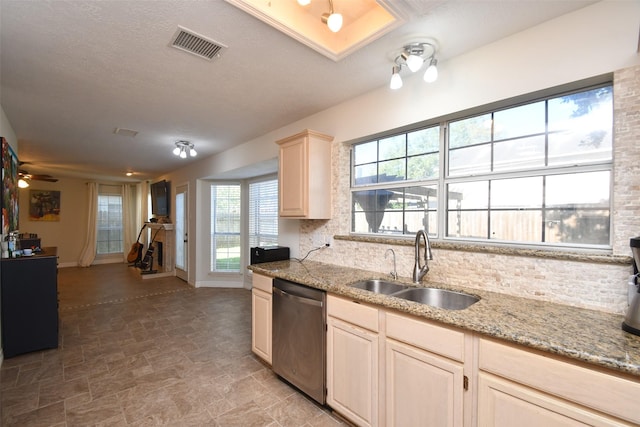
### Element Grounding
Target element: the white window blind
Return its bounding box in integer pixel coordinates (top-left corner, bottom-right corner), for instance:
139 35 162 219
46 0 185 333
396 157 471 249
249 179 278 248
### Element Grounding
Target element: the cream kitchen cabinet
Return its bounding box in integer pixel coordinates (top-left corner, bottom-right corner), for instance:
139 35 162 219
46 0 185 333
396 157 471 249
477 338 640 427
385 312 468 427
251 273 272 364
275 129 333 219
327 294 380 427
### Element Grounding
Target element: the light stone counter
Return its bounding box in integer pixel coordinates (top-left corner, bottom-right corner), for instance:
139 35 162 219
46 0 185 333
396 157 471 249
249 259 640 378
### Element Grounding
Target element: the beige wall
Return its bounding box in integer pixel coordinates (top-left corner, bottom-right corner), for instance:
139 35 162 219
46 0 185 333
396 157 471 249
2 104 102 266
0 107 17 150
17 177 88 266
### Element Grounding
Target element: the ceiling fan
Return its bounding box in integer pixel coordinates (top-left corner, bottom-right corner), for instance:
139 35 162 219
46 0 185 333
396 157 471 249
18 162 58 188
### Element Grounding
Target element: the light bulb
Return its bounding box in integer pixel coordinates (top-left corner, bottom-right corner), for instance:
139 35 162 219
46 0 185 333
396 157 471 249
327 13 342 32
423 59 438 83
405 54 424 73
189 148 198 157
179 149 187 159
173 146 181 156
18 178 29 188
390 67 403 90
297 0 311 5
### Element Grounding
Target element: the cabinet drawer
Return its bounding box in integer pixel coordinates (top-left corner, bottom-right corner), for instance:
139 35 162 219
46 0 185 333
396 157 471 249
386 311 465 362
327 294 379 332
252 273 273 294
479 338 640 425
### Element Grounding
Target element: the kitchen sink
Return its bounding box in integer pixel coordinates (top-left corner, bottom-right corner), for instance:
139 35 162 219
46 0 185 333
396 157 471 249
349 279 408 295
392 288 480 310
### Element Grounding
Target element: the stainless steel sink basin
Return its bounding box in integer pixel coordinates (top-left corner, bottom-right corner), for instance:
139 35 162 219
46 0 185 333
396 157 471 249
392 287 480 310
349 279 408 295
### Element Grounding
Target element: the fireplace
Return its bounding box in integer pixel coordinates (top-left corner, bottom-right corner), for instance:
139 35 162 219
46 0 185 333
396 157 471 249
141 223 174 279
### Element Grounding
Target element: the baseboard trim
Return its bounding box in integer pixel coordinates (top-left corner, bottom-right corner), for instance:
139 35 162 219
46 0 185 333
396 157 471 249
195 281 245 288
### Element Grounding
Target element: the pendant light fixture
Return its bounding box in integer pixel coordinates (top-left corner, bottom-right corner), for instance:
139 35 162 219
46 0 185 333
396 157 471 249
173 140 197 159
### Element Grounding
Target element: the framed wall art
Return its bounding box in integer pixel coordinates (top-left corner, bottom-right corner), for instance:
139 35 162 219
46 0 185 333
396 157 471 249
29 190 61 222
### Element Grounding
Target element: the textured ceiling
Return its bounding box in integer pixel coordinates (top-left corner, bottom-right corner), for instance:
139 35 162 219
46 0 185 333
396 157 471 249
0 0 596 182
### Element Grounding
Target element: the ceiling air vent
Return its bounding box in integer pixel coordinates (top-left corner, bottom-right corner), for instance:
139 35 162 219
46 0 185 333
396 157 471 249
170 26 227 61
113 127 138 138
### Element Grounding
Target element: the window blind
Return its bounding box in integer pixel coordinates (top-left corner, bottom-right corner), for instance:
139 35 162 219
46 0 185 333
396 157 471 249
249 179 278 248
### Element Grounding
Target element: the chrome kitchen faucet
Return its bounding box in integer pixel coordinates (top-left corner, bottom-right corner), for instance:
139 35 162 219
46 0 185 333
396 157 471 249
413 229 433 283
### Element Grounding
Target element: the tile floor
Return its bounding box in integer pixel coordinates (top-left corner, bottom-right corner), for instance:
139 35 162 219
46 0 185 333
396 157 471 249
0 264 349 426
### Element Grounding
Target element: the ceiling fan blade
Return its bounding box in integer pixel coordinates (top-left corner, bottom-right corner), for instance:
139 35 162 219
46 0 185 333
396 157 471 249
30 175 58 182
18 166 58 182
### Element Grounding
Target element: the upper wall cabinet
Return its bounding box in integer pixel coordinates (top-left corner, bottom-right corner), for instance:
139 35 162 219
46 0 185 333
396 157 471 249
276 130 334 219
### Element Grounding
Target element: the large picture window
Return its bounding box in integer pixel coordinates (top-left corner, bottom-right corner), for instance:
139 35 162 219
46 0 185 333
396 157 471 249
351 83 613 249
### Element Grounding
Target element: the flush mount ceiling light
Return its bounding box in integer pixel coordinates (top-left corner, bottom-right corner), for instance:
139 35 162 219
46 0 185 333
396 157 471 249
173 140 197 159
390 41 439 90
320 0 343 32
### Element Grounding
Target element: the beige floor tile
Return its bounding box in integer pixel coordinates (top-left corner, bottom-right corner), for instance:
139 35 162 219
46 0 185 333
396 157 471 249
1 263 347 426
3 401 66 427
38 376 90 407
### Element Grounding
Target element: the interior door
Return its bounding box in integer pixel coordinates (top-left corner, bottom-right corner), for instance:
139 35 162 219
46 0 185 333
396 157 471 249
175 184 188 281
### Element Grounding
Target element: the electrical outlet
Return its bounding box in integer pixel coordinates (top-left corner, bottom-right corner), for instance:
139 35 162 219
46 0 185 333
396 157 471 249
312 232 322 248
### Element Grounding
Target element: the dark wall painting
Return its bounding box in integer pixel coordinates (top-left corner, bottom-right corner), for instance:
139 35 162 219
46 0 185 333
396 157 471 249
29 190 61 222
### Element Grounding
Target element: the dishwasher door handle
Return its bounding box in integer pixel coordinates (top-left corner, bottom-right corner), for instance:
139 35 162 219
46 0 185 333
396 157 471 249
273 287 323 307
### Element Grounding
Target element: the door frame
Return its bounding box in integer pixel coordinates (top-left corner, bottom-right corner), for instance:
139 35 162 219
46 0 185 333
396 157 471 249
175 183 189 282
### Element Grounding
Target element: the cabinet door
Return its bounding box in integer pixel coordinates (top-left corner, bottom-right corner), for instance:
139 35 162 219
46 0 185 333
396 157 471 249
251 288 272 364
327 316 379 427
1 256 58 357
478 373 632 427
478 338 640 425
278 138 307 217
386 339 464 427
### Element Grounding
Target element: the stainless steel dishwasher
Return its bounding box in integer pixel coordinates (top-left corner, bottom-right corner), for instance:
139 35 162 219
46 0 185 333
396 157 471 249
272 278 326 404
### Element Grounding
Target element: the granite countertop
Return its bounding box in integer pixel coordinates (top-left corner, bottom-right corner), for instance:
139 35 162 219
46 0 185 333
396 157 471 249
249 259 640 378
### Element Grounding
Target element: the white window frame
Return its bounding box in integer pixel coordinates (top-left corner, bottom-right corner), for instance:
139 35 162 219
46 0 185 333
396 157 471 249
210 183 242 273
248 176 279 248
96 185 123 255
350 81 613 251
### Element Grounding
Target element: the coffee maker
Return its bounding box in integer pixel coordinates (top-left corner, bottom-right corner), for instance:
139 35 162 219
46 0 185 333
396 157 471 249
622 237 640 336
